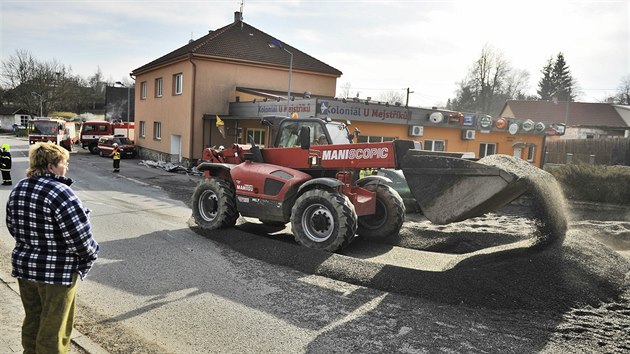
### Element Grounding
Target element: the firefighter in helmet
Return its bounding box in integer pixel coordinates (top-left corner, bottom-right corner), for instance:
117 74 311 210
1 143 12 185
109 143 121 172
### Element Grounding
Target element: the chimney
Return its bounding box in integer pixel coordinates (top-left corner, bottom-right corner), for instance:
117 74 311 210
234 11 242 23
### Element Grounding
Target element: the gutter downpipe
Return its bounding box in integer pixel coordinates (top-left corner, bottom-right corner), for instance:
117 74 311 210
189 54 196 164
129 74 136 140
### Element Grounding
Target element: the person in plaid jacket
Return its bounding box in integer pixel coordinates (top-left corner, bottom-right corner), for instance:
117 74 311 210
6 142 99 354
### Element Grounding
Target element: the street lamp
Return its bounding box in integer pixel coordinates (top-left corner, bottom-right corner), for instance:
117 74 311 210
267 38 293 116
31 91 43 117
115 81 131 138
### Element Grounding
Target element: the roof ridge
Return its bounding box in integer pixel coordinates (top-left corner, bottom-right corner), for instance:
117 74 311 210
132 19 341 76
190 21 240 53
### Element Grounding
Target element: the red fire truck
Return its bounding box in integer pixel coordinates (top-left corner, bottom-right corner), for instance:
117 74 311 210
80 120 135 153
27 118 77 151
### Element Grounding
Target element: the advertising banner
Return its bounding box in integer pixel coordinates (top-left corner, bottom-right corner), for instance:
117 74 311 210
317 100 409 124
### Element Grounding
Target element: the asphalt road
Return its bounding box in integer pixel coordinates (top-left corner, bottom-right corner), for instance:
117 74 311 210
1 136 628 353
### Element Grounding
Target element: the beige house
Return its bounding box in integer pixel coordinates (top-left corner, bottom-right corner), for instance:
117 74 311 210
499 100 630 140
131 12 342 165
131 12 560 169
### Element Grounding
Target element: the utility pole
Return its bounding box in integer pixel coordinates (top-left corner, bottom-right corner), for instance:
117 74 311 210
405 88 414 107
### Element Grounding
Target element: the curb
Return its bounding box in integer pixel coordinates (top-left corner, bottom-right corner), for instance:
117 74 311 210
0 269 110 354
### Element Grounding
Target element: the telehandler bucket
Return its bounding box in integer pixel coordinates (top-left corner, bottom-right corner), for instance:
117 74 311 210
401 152 529 224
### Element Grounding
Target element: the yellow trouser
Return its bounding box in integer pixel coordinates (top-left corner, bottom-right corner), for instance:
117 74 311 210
18 274 78 354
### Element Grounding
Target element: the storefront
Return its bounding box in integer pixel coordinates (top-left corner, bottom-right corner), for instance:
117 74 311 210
223 97 558 167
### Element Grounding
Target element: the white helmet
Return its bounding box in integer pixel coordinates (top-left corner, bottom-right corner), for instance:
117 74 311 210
112 143 119 147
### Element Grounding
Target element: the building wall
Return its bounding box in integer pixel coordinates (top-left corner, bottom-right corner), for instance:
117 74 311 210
135 60 193 163
347 120 545 165
134 57 338 164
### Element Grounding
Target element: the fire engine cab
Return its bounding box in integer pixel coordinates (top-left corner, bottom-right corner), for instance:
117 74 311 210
80 120 134 154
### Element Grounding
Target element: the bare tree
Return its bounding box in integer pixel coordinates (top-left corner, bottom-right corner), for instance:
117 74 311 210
338 82 353 99
378 90 405 105
617 75 630 104
1 50 76 116
448 44 529 116
0 49 108 117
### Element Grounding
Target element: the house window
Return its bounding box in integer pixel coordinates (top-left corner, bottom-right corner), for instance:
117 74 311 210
140 121 146 138
527 144 536 162
155 78 163 97
141 81 147 99
173 73 183 95
153 121 161 140
247 128 266 147
20 115 29 125
425 139 445 151
479 143 496 158
356 135 396 143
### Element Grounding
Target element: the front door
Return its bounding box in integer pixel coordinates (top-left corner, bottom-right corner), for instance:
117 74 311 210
170 134 181 163
513 147 522 159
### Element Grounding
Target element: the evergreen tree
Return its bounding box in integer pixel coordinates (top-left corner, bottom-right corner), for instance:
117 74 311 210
537 52 576 101
537 58 555 100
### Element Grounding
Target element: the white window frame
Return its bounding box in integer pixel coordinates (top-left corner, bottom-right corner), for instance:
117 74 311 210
155 78 163 97
247 128 266 147
527 144 536 162
139 121 146 138
357 135 396 143
479 142 496 158
153 121 161 140
141 81 147 99
424 139 445 152
174 73 183 95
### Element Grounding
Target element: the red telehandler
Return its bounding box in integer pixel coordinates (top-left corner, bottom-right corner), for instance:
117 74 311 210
191 116 544 252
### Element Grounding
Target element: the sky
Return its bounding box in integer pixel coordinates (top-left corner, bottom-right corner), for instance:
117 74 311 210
1 0 628 108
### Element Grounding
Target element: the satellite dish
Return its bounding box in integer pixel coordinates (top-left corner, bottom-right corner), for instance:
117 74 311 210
429 112 444 124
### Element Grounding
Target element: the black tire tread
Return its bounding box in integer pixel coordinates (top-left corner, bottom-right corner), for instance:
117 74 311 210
357 184 405 238
290 189 357 252
191 178 238 229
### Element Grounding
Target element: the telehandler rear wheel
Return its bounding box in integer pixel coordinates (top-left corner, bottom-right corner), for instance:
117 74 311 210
291 189 357 252
357 184 405 238
192 178 239 229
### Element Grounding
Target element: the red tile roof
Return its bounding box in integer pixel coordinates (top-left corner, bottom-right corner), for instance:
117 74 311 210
132 19 342 77
502 100 627 128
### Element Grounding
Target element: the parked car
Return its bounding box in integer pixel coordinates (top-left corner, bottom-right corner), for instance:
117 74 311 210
97 135 136 158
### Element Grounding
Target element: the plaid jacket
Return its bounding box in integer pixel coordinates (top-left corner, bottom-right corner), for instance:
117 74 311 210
6 173 99 285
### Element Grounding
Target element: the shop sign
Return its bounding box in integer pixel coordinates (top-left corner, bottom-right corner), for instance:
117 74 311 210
229 99 317 118
508 122 519 135
479 116 492 129
318 100 409 124
463 114 475 126
522 119 534 132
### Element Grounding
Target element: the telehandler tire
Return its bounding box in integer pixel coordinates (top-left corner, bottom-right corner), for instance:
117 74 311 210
357 184 405 238
192 178 239 229
291 189 357 252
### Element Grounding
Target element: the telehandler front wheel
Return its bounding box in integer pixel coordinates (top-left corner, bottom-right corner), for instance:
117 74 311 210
291 189 357 252
357 184 405 238
192 178 239 229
